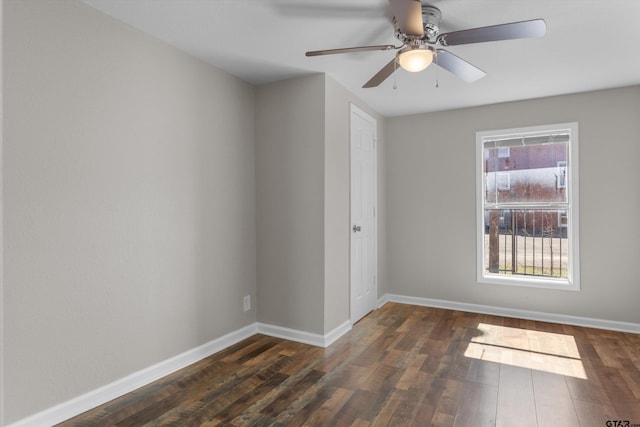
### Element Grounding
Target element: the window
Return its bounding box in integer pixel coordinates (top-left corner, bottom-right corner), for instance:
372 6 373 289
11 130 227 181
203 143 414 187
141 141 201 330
476 123 580 290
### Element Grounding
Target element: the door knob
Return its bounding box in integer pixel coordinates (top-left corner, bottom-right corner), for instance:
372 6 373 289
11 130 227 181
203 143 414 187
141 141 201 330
352 225 362 232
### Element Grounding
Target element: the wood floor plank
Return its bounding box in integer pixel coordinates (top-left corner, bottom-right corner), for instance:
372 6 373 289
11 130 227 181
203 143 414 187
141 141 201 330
594 365 640 421
383 389 423 426
592 338 626 369
273 386 334 426
531 370 579 427
395 353 428 390
369 389 403 427
57 303 640 427
496 365 537 427
331 389 387 426
452 381 498 427
300 387 353 427
618 358 640 399
407 374 441 426
359 363 402 393
565 373 611 405
260 369 325 418
431 378 465 422
572 398 618 427
465 359 501 387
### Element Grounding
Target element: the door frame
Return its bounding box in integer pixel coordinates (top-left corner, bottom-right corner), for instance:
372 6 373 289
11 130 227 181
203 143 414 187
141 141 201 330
349 103 378 324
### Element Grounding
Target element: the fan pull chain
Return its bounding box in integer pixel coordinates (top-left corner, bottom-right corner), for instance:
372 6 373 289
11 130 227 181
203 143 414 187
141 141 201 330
393 60 398 90
435 53 439 88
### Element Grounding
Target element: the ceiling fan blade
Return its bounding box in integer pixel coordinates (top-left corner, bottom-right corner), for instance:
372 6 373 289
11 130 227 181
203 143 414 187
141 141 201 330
389 0 424 37
437 19 546 46
363 58 398 88
435 49 486 82
306 44 398 57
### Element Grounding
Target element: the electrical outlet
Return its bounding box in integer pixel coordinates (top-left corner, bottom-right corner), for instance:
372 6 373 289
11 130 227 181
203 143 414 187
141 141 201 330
243 295 251 312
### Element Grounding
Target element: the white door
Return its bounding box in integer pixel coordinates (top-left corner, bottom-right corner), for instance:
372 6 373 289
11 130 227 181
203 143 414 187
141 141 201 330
350 105 377 323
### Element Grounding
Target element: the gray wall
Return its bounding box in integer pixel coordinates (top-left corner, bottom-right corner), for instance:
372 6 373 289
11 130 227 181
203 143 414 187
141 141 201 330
255 75 326 334
386 86 640 324
256 75 384 334
255 75 387 335
3 0 256 423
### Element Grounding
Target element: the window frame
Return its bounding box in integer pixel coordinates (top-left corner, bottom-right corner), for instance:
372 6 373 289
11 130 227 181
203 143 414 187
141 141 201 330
475 122 580 291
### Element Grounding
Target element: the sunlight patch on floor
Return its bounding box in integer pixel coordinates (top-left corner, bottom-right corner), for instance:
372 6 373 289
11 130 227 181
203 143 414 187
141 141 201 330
463 323 587 379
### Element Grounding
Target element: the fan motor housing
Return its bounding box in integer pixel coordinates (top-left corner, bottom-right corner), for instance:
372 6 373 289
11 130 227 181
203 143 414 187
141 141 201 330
421 4 442 42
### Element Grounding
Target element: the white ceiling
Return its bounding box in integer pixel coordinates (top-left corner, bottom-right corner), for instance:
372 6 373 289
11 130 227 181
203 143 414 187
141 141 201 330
81 0 640 117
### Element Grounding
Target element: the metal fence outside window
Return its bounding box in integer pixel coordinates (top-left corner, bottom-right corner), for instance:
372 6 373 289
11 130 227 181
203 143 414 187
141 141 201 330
484 209 568 278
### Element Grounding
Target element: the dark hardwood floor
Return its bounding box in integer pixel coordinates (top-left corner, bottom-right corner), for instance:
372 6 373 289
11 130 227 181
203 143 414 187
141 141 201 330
58 303 640 426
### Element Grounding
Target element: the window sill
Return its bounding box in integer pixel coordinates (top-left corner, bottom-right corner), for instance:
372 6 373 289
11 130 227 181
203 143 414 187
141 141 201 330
478 274 580 291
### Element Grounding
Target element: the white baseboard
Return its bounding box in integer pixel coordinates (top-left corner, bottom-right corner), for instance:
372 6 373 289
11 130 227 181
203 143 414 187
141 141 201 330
257 320 351 348
323 320 352 347
256 323 325 347
381 293 640 334
7 319 353 427
6 323 258 427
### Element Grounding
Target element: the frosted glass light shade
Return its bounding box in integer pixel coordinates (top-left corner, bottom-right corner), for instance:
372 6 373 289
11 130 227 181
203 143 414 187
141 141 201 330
398 48 434 72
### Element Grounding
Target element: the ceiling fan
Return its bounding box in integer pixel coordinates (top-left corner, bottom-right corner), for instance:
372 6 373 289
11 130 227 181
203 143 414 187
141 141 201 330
305 0 546 88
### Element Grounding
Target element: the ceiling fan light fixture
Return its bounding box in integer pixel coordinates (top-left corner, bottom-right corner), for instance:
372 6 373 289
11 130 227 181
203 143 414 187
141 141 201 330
398 46 433 72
